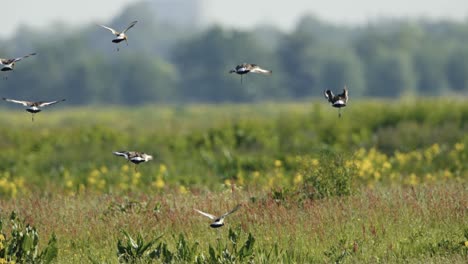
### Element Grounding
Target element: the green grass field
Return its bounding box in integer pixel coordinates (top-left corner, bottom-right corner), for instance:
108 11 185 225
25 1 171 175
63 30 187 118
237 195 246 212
0 99 466 263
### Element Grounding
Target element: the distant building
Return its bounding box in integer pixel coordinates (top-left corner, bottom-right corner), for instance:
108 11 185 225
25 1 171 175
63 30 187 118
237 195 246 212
146 0 203 27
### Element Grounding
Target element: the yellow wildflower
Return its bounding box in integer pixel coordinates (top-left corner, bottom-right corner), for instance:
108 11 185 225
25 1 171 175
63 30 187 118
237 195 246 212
395 151 408 166
237 172 244 186
179 185 188 194
65 180 73 188
425 173 435 182
268 177 274 188
121 164 129 173
153 177 165 189
382 161 392 170
98 179 106 190
79 184 86 194
252 171 260 179
430 143 440 155
132 172 141 186
311 159 319 166
89 169 100 178
87 176 96 185
119 182 129 191
100 166 108 174
159 164 167 174
224 179 232 186
408 173 418 186
455 143 464 152
10 182 18 198
274 160 282 168
373 171 381 181
443 170 453 179
293 173 303 185
464 241 468 247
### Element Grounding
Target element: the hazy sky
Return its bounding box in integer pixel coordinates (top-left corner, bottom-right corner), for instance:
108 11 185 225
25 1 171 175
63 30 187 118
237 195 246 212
2 0 468 37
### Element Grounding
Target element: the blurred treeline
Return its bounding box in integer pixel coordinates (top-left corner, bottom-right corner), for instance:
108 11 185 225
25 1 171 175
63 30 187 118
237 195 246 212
1 1 468 105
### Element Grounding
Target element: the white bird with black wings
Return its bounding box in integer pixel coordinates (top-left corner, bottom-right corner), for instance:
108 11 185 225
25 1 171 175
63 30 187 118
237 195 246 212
98 21 138 51
113 151 153 171
229 63 272 83
324 86 349 118
2 98 65 122
0 53 37 79
194 204 241 228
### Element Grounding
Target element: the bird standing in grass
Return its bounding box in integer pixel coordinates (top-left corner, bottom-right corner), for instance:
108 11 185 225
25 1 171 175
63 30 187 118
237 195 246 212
0 53 37 79
98 21 138 51
2 98 65 122
324 86 348 118
229 63 272 83
194 204 241 228
113 151 153 171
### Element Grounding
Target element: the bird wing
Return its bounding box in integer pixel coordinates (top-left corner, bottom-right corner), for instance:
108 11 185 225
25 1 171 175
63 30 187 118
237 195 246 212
99 24 119 35
113 151 129 159
13 53 37 63
342 87 349 102
122 21 138 34
324 90 330 100
249 66 272 74
0 58 14 65
194 209 216 220
2 98 31 106
221 204 241 218
38 99 65 107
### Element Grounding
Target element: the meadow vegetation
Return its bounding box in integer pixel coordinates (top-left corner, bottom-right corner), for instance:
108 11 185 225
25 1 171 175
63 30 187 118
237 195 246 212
0 99 466 263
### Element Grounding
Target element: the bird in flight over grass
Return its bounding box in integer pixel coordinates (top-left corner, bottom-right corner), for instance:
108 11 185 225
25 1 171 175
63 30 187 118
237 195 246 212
98 21 138 51
324 86 348 118
0 53 37 79
229 63 272 84
2 98 65 122
194 204 241 228
113 151 153 171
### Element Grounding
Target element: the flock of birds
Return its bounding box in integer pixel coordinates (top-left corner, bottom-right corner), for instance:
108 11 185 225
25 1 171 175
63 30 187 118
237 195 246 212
0 20 349 228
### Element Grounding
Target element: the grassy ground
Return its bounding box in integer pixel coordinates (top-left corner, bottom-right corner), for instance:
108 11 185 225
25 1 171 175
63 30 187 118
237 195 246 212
0 184 466 263
0 100 466 262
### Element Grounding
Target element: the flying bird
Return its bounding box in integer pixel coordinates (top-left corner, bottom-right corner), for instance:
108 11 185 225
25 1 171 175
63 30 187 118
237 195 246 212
194 204 241 228
2 98 65 122
113 151 153 171
0 53 37 79
98 21 138 51
229 63 272 83
324 86 349 118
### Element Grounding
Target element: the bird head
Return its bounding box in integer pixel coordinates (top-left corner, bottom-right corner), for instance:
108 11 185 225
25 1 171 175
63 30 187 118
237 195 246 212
144 154 153 162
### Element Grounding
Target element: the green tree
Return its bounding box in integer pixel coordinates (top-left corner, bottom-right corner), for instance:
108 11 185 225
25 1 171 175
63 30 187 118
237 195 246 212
172 26 280 102
365 49 416 97
279 28 365 97
446 46 468 92
412 42 450 95
278 30 320 97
